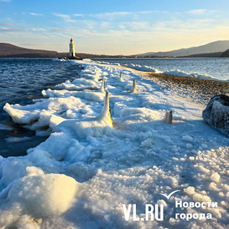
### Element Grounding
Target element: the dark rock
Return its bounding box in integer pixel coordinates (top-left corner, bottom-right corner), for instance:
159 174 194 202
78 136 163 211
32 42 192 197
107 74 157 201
59 56 83 60
202 94 229 132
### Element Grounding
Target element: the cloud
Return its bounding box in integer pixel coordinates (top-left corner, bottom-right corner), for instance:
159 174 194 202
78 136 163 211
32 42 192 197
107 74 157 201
100 22 110 28
49 29 72 33
29 13 43 16
0 28 26 32
74 14 83 17
139 11 152 14
186 9 215 15
89 10 163 19
119 21 151 31
0 0 11 2
53 13 76 23
90 11 132 19
0 23 14 26
32 28 45 31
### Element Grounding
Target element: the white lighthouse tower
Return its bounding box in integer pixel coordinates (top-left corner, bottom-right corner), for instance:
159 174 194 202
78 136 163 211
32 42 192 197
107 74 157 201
69 38 75 57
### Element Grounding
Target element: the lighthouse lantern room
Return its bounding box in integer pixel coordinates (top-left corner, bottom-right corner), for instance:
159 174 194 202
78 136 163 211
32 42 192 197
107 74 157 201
69 38 75 57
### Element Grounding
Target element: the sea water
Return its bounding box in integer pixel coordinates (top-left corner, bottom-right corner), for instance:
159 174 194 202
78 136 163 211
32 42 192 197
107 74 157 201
0 58 82 157
95 57 229 81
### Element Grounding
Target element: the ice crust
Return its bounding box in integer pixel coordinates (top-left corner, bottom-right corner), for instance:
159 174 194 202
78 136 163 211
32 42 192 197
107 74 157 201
1 59 229 228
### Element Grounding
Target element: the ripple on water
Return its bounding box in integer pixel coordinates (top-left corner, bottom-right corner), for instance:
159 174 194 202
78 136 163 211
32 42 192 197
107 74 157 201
0 58 81 157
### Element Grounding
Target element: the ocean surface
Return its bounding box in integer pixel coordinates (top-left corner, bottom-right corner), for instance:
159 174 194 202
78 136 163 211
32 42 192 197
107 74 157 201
94 57 229 81
0 57 229 158
0 58 82 157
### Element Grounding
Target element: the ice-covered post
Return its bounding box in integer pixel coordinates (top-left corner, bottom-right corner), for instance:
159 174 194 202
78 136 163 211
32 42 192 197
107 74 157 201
163 111 173 124
120 72 123 81
100 77 105 92
96 90 113 125
131 79 137 93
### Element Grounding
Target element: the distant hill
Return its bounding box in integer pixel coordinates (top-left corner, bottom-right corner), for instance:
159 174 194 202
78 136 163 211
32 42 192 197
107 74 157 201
138 40 229 57
180 52 223 58
1 41 228 59
0 43 131 59
0 43 65 58
221 49 229 57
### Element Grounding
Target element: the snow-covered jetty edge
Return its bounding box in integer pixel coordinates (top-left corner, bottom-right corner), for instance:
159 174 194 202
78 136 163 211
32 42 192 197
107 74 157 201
0 59 229 228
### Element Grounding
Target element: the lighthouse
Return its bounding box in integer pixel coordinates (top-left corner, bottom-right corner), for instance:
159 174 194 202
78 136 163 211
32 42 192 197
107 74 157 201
69 38 75 57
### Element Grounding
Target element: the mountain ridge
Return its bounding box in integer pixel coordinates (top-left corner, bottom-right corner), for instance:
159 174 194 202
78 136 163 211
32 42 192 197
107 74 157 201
0 43 130 59
0 41 229 58
137 40 229 57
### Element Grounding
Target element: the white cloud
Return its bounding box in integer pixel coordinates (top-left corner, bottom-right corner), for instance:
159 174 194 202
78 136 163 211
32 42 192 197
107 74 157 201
53 13 76 23
119 21 151 31
89 10 166 19
0 23 14 26
74 14 83 17
186 9 216 15
29 13 43 16
90 11 132 19
100 22 110 28
0 0 11 2
32 28 45 31
49 29 72 33
139 11 152 14
0 28 26 32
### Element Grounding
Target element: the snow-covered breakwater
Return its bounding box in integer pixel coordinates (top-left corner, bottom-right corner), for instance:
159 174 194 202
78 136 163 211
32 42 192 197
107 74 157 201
0 60 229 228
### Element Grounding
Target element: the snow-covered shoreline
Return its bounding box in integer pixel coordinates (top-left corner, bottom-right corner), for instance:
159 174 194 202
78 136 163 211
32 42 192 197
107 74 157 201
0 60 229 228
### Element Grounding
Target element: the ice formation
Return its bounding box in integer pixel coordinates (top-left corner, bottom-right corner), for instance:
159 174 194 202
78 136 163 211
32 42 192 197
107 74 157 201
1 59 229 228
120 72 123 81
96 90 113 125
131 79 137 93
100 77 105 92
163 111 173 124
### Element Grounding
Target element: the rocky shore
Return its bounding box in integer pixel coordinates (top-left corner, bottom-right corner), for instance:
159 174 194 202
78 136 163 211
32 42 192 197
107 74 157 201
144 72 229 104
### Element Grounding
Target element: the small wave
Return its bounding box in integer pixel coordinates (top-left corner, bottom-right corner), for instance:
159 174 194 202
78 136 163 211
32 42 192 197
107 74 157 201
163 69 219 81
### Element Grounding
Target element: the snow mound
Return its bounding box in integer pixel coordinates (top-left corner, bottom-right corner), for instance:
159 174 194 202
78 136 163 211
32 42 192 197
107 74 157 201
210 172 220 183
55 78 99 90
7 174 79 218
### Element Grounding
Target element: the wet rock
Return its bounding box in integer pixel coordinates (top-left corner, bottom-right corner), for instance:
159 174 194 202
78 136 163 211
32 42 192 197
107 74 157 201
202 94 229 132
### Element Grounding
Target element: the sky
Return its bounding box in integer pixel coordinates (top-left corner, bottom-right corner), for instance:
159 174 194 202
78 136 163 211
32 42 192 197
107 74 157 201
0 0 229 55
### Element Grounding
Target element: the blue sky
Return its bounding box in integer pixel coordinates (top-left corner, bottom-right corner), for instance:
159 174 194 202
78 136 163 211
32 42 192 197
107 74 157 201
0 0 229 55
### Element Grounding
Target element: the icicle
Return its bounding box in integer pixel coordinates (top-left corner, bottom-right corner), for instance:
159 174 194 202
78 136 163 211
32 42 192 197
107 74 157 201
100 77 105 92
163 111 173 124
96 91 112 125
131 79 137 93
